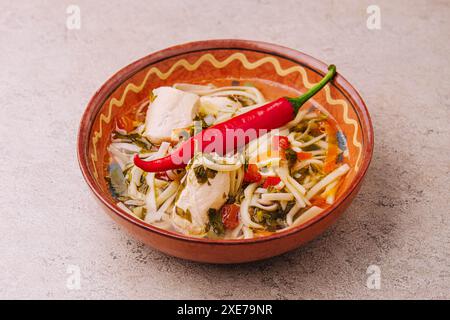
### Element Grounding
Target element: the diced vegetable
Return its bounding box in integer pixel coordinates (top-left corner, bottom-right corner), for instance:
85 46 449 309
243 164 262 183
193 165 218 184
271 135 290 160
262 176 281 188
220 204 240 230
108 163 127 196
208 208 225 235
296 152 313 160
310 196 328 207
272 135 290 150
117 115 136 132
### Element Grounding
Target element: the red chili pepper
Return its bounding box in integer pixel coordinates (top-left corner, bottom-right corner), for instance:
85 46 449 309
263 176 281 188
243 164 262 183
296 152 313 160
155 171 172 181
221 204 240 229
134 65 336 172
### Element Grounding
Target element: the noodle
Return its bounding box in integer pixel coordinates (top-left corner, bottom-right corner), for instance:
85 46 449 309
305 164 350 200
240 183 263 229
291 206 324 227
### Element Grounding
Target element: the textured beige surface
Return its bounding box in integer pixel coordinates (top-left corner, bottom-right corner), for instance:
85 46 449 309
1 0 449 299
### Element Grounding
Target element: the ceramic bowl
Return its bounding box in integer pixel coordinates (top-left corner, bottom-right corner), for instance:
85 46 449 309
77 39 374 263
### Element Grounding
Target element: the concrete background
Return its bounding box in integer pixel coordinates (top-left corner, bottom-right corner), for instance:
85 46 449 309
1 0 449 299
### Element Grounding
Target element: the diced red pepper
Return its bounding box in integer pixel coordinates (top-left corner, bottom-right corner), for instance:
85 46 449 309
243 164 262 183
263 176 281 188
296 152 313 160
310 196 328 208
221 204 240 229
272 135 290 150
117 115 135 132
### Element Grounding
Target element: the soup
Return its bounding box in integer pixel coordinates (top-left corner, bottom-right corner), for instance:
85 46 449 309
106 82 349 239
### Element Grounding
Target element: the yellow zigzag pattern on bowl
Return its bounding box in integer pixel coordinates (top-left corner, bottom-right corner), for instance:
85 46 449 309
91 52 362 179
323 86 362 170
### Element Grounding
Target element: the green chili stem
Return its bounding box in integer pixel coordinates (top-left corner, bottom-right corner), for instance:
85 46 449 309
288 65 337 114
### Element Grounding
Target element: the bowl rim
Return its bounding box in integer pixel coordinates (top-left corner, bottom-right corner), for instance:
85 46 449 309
77 39 374 245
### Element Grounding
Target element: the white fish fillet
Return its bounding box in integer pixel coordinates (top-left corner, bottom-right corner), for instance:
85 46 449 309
144 87 199 144
172 161 230 235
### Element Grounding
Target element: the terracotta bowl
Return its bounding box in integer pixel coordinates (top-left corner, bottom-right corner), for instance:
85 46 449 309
77 40 374 263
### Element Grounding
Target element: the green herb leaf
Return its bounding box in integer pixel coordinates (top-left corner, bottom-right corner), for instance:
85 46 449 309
208 208 224 236
193 165 208 184
112 131 152 151
225 195 236 205
285 148 297 164
107 163 127 196
252 201 294 231
175 207 192 223
193 165 217 184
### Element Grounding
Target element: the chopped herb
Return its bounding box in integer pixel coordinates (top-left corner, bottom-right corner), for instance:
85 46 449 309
251 202 294 231
207 168 217 179
132 207 144 219
175 207 192 223
193 116 209 129
126 169 133 183
226 195 236 204
193 165 217 184
302 144 321 151
229 94 254 107
292 121 308 132
285 148 297 164
193 165 207 184
112 131 152 151
243 160 249 172
116 196 130 202
107 163 127 197
137 182 149 194
208 208 225 235
336 152 344 163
